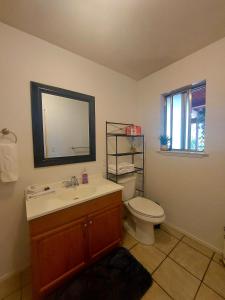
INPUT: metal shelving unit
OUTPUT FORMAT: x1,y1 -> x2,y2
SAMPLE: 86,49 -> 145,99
108,152 -> 143,156
106,121 -> 145,196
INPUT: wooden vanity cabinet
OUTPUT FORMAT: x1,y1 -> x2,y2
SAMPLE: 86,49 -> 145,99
88,205 -> 122,262
29,191 -> 122,300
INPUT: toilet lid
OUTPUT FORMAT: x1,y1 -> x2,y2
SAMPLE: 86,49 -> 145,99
128,197 -> 164,218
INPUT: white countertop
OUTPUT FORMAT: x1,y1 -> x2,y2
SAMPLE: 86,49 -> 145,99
25,175 -> 123,221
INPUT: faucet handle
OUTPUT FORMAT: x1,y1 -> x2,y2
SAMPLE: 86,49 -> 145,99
71,176 -> 79,186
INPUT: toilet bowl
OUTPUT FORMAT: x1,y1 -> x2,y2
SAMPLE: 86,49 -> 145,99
118,175 -> 165,245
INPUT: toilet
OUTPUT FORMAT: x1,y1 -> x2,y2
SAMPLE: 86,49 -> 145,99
118,175 -> 165,245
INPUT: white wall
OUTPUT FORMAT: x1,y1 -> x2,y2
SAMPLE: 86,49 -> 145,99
137,37 -> 225,252
0,22 -> 137,278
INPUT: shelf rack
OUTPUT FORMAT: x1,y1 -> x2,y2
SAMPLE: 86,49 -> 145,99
106,121 -> 144,196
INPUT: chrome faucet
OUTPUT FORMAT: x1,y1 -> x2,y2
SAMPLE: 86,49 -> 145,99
63,176 -> 79,187
71,176 -> 79,186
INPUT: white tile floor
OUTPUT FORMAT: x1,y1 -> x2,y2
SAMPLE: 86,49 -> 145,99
1,225 -> 224,300
123,225 -> 225,300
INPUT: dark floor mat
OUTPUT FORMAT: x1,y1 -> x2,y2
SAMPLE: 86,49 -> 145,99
47,247 -> 152,300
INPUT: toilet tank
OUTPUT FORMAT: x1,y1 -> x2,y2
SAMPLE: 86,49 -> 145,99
118,175 -> 136,201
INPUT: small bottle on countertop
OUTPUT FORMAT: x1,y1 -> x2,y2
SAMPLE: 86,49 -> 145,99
82,168 -> 88,184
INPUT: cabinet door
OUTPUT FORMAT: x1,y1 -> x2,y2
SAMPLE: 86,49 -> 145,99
88,205 -> 122,261
31,217 -> 88,296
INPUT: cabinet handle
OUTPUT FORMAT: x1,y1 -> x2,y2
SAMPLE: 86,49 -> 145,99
89,220 -> 93,225
84,223 -> 88,228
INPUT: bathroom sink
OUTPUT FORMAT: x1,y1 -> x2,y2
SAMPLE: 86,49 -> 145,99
58,185 -> 97,201
25,175 -> 124,220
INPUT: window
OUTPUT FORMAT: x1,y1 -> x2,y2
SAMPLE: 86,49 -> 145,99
163,81 -> 206,152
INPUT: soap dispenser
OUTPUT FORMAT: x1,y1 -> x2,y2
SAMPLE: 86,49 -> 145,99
82,168 -> 88,184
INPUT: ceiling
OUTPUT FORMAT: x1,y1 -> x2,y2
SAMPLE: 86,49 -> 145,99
0,0 -> 225,80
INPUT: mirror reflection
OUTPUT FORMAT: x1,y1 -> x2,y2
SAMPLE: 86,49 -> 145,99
42,93 -> 90,158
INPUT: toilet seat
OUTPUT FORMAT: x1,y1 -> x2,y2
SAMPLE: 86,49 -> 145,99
128,197 -> 164,218
124,196 -> 165,244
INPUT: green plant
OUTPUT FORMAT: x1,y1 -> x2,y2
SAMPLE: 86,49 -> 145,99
159,135 -> 170,146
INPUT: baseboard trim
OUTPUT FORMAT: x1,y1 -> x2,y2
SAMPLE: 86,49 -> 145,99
0,264 -> 30,283
164,221 -> 222,254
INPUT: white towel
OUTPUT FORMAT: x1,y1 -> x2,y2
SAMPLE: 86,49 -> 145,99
0,143 -> 19,182
108,163 -> 135,172
108,166 -> 135,175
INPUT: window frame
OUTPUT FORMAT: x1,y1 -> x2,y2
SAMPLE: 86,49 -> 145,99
162,81 -> 206,153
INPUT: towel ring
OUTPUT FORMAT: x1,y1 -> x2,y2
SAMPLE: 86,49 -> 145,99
1,128 -> 17,143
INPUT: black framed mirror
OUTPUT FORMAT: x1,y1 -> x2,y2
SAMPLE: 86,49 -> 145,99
31,82 -> 96,167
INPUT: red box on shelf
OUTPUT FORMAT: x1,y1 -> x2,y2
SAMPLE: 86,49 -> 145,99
125,125 -> 142,136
